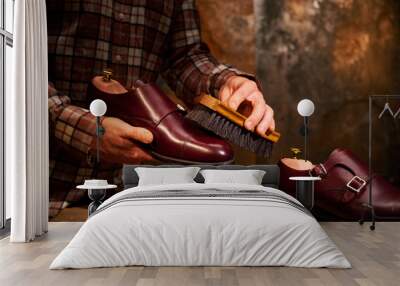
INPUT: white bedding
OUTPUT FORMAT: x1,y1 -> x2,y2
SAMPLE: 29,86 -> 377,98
50,183 -> 351,269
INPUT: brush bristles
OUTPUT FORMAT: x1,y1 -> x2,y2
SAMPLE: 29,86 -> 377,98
186,105 -> 273,158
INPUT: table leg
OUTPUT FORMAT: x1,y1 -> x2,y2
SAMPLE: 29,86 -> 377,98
87,189 -> 106,216
296,181 -> 315,210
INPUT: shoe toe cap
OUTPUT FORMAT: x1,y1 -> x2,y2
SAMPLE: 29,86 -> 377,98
211,140 -> 234,163
184,138 -> 234,164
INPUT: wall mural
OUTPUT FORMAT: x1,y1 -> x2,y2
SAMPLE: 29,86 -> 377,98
47,0 -> 400,221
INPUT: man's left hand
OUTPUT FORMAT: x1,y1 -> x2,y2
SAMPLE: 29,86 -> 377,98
218,76 -> 275,136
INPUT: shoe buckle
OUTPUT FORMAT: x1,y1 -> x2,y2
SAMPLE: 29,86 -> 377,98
346,176 -> 366,193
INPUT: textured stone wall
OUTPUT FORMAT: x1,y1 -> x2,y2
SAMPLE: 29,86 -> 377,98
255,0 -> 400,183
196,0 -> 256,74
197,0 -> 400,183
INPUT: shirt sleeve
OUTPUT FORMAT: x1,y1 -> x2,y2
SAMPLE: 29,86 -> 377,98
48,86 -> 96,154
161,0 -> 257,104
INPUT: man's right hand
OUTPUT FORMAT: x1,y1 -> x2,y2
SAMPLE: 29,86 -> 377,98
94,117 -> 156,164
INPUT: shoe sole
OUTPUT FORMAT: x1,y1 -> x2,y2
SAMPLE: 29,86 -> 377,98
150,151 -> 234,165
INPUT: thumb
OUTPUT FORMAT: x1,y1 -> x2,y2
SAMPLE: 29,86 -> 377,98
124,126 -> 154,144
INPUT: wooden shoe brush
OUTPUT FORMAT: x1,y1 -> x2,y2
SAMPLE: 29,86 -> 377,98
186,93 -> 280,158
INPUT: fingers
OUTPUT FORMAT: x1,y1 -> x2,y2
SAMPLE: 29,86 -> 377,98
255,105 -> 275,135
226,80 -> 258,111
124,126 -> 153,144
126,147 -> 155,164
101,145 -> 156,164
219,77 -> 274,134
218,76 -> 247,103
218,85 -> 231,103
270,118 -> 276,131
111,137 -> 135,148
244,92 -> 265,131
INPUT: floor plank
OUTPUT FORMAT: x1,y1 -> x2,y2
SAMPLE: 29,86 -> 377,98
0,222 -> 399,286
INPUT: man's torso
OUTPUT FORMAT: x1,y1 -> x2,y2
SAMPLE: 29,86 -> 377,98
47,0 -> 177,107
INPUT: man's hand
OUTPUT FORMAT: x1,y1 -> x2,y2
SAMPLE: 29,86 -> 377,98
95,117 -> 156,164
218,76 -> 275,136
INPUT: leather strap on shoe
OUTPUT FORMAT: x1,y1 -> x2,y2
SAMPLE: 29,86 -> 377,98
310,163 -> 328,177
155,104 -> 189,128
135,83 -> 183,125
311,162 -> 369,193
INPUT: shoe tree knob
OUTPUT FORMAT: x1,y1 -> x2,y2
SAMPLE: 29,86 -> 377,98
92,69 -> 128,94
290,147 -> 301,159
102,69 -> 113,82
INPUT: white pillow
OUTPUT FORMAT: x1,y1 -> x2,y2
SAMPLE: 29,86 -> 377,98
200,169 -> 266,185
135,167 -> 200,186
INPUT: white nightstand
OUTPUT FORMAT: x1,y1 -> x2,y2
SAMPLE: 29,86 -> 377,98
289,176 -> 321,210
77,180 -> 117,216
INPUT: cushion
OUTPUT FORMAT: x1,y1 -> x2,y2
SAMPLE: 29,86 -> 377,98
135,167 -> 201,186
200,169 -> 266,185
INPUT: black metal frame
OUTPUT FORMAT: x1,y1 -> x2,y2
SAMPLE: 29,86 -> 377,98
304,116 -> 309,161
359,95 -> 400,231
295,180 -> 315,210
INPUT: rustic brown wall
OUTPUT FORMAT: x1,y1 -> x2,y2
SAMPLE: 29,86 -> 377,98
197,0 -> 400,183
196,0 -> 256,74
256,0 -> 400,183
196,0 -> 258,164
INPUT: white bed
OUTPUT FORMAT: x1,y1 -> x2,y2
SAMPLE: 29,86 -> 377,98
50,183 -> 350,269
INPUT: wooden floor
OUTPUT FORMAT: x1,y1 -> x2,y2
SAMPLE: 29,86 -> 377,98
50,206 -> 88,222
0,222 -> 399,286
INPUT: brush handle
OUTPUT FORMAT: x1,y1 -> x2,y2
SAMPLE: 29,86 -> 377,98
196,94 -> 280,143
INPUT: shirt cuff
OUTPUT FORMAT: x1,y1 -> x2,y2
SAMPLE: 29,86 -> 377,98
54,105 -> 97,154
207,64 -> 262,97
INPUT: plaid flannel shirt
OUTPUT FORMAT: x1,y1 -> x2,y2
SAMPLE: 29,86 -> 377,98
47,0 -> 255,217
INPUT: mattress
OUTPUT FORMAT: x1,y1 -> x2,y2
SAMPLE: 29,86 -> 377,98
50,183 -> 351,269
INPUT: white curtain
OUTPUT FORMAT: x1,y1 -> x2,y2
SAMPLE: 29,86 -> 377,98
9,0 -> 49,242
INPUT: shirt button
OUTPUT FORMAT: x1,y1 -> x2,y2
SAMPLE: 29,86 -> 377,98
119,13 -> 124,20
116,55 -> 122,61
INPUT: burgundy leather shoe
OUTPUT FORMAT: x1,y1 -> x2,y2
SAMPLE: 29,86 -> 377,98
312,149 -> 400,219
279,149 -> 400,219
87,77 -> 234,165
